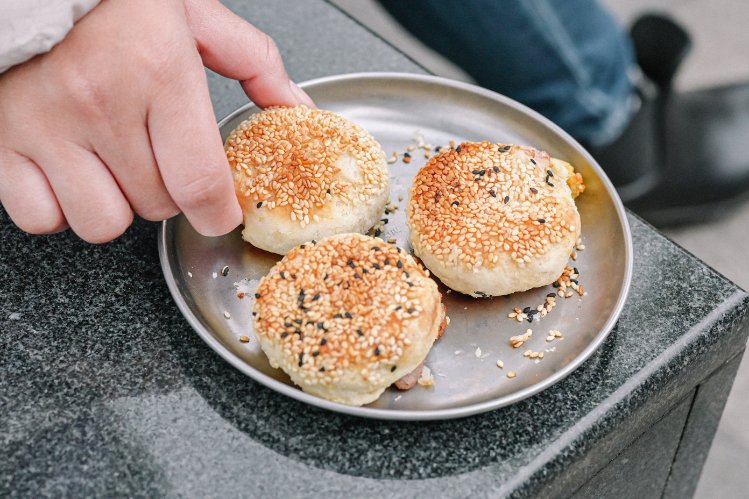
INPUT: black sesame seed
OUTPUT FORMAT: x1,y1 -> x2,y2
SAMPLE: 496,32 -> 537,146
356,329 -> 364,336
503,145 -> 511,151
372,246 -> 381,251
374,229 -> 382,237
372,263 -> 381,270
547,170 -> 554,177
344,312 -> 353,319
404,152 -> 411,158
374,346 -> 381,356
291,273 -> 297,279
252,312 -> 257,317
284,322 -> 292,328
347,259 -> 355,268
451,201 -> 460,206
456,145 -> 462,153
323,273 -> 328,280
530,158 -> 537,165
298,353 -> 304,367
523,306 -> 531,313
435,146 -> 442,152
391,366 -> 397,372
300,244 -> 306,249
403,270 -> 410,278
312,351 -> 320,357
384,258 -> 390,266
471,169 -> 481,175
552,282 -> 559,288
363,268 -> 369,274
407,308 -> 417,314
320,338 -> 327,346
530,187 -> 538,194
381,218 -> 389,224
489,190 -> 497,197
294,319 -> 302,325
326,188 -> 331,194
333,313 -> 342,319
254,293 -> 261,299
256,201 -> 263,208
221,266 -> 229,277
281,332 -> 289,338
319,367 -> 325,372
527,316 -> 534,323
311,240 -> 317,244
312,293 -> 321,301
547,293 -> 556,298
316,322 -> 325,329
546,180 -> 555,187
538,218 -> 546,223
571,279 -> 579,285
395,305 -> 402,311
573,267 -> 579,275
280,271 -> 286,279
354,273 -> 361,279
397,260 -> 403,268
504,196 -> 510,204
493,166 -> 500,173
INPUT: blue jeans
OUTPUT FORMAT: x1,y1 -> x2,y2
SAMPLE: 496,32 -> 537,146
377,0 -> 637,146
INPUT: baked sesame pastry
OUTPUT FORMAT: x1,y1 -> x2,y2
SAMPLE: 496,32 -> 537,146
225,106 -> 390,255
407,142 -> 584,297
252,233 -> 446,406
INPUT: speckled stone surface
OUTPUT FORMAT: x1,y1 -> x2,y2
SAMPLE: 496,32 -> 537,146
2,1 -> 749,498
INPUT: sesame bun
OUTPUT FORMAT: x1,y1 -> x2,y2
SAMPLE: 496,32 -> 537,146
225,106 -> 390,255
407,142 -> 584,297
252,233 -> 444,406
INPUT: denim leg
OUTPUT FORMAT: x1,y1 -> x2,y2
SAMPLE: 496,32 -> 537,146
377,0 -> 637,145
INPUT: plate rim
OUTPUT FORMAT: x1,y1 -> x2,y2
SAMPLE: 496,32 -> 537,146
158,71 -> 634,421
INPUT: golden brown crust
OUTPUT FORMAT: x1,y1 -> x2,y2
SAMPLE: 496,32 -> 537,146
408,142 -> 580,268
568,172 -> 586,199
253,233 -> 442,394
225,105 -> 388,228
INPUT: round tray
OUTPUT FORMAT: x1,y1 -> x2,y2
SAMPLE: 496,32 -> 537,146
159,72 -> 633,420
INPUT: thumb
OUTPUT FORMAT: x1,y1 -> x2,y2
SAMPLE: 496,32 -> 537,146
184,0 -> 315,109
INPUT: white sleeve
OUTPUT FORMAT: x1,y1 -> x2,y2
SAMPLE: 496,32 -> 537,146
0,0 -> 101,74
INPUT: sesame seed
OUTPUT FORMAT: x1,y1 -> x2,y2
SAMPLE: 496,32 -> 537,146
225,106 -> 388,227
507,371 -> 517,379
251,234 -> 439,387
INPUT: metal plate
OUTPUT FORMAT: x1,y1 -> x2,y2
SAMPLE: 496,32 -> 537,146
159,73 -> 633,420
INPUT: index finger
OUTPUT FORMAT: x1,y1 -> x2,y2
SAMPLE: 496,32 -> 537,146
185,0 -> 315,108
148,61 -> 241,237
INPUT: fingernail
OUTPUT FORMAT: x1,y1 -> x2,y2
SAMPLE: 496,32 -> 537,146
290,81 -> 316,108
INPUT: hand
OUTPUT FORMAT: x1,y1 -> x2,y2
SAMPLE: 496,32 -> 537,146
0,0 -> 314,243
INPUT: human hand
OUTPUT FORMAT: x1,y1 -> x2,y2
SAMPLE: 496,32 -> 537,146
0,0 -> 314,243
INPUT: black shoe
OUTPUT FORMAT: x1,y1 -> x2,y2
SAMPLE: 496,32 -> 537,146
589,14 -> 749,226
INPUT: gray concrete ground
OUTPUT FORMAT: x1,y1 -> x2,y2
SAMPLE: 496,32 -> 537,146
331,1 -> 749,496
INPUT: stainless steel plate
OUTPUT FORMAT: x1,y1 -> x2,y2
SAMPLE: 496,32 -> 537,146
159,73 -> 632,420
